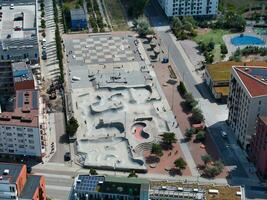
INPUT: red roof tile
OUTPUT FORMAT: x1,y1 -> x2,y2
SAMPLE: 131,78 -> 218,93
234,66 -> 267,97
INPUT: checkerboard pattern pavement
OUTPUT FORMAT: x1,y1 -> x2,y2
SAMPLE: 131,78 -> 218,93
72,36 -> 135,64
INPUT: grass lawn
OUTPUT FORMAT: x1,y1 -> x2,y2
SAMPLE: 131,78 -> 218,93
194,29 -> 229,45
104,0 -> 128,31
221,0 -> 259,8
213,44 -> 222,63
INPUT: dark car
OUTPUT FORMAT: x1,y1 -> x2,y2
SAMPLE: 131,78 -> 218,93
27,166 -> 32,173
64,152 -> 71,161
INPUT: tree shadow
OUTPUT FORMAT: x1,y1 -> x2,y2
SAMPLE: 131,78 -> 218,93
180,101 -> 192,114
160,142 -> 173,151
168,168 -> 182,176
145,155 -> 160,164
59,133 -> 69,144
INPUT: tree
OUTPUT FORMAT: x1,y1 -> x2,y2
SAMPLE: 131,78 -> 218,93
151,143 -> 163,157
161,132 -> 177,146
128,170 -> 138,178
191,107 -> 204,123
89,168 -> 98,175
135,18 -> 154,37
221,43 -> 228,55
184,93 -> 198,109
177,81 -> 187,96
185,128 -> 196,140
174,157 -> 187,170
41,19 -> 46,29
128,0 -> 150,18
196,131 -> 206,142
66,117 -> 79,137
201,154 -> 212,165
171,17 -> 182,33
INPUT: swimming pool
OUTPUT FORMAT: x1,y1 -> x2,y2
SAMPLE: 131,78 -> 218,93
231,35 -> 265,46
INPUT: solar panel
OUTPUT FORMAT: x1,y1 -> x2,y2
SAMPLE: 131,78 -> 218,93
17,91 -> 23,108
250,68 -> 267,79
32,91 -> 38,109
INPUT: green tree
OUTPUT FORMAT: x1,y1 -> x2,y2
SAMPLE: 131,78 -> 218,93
135,18 -> 154,37
174,157 -> 187,170
184,93 -> 198,109
191,107 -> 204,123
89,168 -> 98,175
201,154 -> 212,165
151,143 -> 163,157
185,128 -> 196,140
128,0 -> 150,18
196,131 -> 206,142
177,81 -> 187,96
221,43 -> 228,55
161,132 -> 177,146
128,170 -> 138,178
41,19 -> 46,29
66,117 -> 79,137
171,17 -> 182,33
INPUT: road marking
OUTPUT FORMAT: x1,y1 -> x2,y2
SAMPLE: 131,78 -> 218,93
34,172 -> 73,179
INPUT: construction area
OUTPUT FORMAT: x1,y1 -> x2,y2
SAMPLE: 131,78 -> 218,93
64,34 -> 177,171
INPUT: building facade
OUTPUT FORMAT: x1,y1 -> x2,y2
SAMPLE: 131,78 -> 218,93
0,0 -> 39,63
0,90 -> 46,158
157,0 -> 218,17
69,175 -> 150,200
0,162 -> 46,200
227,66 -> 267,149
250,116 -> 267,179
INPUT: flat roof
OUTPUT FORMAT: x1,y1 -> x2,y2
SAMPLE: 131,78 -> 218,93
0,89 -> 39,127
105,176 -> 149,185
12,62 -> 34,82
19,175 -> 41,199
0,162 -> 24,184
0,3 -> 36,43
207,61 -> 267,82
234,66 -> 267,97
70,9 -> 86,20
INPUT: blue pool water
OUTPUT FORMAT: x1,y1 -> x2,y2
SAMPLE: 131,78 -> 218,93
231,35 -> 265,46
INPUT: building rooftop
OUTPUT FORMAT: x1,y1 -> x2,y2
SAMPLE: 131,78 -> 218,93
74,175 -> 149,196
234,66 -> 267,97
0,1 -> 37,48
70,9 -> 86,20
214,86 -> 229,97
19,175 -> 41,199
207,61 -> 267,82
0,163 -> 24,184
12,62 -> 33,83
0,89 -> 39,127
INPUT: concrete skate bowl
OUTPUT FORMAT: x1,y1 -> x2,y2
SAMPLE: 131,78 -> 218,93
132,122 -> 150,141
76,137 -> 147,172
95,121 -> 125,133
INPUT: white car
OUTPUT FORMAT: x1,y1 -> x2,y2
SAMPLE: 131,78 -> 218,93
10,4 -> 14,9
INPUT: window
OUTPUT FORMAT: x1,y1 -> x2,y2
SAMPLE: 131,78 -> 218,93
17,128 -> 22,131
10,186 -> 15,192
29,140 -> 34,144
18,133 -> 23,137
28,134 -> 34,138
27,128 -> 33,132
29,145 -> 35,150
6,127 -> 11,130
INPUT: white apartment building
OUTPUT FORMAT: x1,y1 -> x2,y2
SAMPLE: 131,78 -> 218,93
227,66 -> 267,149
0,90 -> 46,158
157,0 -> 218,17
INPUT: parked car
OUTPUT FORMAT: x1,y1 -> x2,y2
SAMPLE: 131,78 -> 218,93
221,130 -> 227,138
10,4 -> 14,9
64,152 -> 71,161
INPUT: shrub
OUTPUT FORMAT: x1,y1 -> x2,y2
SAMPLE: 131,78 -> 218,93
221,43 -> 228,55
66,117 -> 79,136
161,132 -> 177,146
89,168 -> 98,175
151,143 -> 163,157
201,154 -> 212,165
184,93 -> 198,109
196,131 -> 206,142
177,81 -> 187,96
185,128 -> 196,139
191,107 -> 204,123
41,19 -> 46,29
174,157 -> 187,170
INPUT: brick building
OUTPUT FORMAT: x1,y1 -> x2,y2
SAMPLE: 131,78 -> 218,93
250,116 -> 267,179
0,162 -> 46,200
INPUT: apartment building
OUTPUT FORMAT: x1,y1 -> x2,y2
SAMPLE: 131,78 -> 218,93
0,90 -> 46,158
157,0 -> 218,17
0,162 -> 46,200
227,66 -> 267,149
0,0 -> 39,63
250,116 -> 267,179
69,175 -> 150,200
